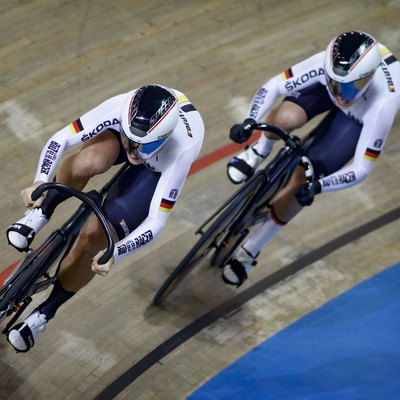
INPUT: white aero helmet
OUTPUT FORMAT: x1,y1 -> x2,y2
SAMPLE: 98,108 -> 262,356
120,84 -> 179,159
324,31 -> 381,100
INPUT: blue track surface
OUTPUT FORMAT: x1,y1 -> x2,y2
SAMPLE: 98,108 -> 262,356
188,263 -> 400,400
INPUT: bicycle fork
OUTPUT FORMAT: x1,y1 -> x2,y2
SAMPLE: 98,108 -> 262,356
2,297 -> 32,334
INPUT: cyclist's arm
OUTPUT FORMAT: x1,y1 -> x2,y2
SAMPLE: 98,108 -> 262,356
33,94 -> 127,183
319,98 -> 399,193
112,151 -> 194,264
246,51 -> 325,122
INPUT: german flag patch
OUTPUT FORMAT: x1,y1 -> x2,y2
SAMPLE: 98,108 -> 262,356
68,118 -> 84,135
159,198 -> 175,213
281,68 -> 293,81
364,148 -> 381,162
385,55 -> 398,66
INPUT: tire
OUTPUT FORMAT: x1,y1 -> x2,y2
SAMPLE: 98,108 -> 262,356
153,173 -> 267,305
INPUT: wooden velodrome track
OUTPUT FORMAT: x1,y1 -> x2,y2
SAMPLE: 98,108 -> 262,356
1,1 -> 400,399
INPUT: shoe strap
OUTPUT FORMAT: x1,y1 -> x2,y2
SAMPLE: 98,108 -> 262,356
6,223 -> 35,252
229,258 -> 248,287
228,157 -> 254,177
7,323 -> 34,353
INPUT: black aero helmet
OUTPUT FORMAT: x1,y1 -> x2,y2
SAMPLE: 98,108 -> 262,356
120,85 -> 179,159
324,31 -> 381,100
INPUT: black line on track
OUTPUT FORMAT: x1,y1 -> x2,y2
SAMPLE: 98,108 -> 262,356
95,206 -> 400,400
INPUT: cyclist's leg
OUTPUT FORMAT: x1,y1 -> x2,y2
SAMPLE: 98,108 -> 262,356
56,213 -> 114,292
254,83 -> 333,148
270,108 -> 363,221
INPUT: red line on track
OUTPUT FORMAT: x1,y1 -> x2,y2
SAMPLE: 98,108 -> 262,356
0,259 -> 21,287
188,136 -> 257,176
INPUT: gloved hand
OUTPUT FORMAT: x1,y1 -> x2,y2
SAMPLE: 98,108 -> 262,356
295,180 -> 322,206
229,118 -> 257,143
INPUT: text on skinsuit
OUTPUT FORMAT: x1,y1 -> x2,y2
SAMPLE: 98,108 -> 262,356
249,88 -> 268,119
179,111 -> 193,137
116,230 -> 153,255
284,68 -> 325,91
40,141 -> 61,175
81,118 -> 120,142
321,171 -> 356,187
381,62 -> 396,92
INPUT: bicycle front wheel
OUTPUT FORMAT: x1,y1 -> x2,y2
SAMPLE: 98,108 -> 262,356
153,173 -> 267,305
210,173 -> 269,268
153,206 -> 240,305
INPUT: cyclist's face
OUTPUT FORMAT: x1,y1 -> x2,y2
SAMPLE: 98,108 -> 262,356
126,152 -> 145,165
123,143 -> 145,164
333,96 -> 353,108
120,130 -> 145,164
120,126 -> 167,161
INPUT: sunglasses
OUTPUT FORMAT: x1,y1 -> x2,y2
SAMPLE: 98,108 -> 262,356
326,74 -> 373,100
120,129 -> 166,160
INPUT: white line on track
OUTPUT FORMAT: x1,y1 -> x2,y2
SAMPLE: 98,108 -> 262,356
0,100 -> 43,142
226,96 -> 250,120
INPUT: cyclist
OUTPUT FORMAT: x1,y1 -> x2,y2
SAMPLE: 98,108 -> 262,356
223,31 -> 400,286
6,84 -> 204,352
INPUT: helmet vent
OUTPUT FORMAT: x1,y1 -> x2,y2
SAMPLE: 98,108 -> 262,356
332,32 -> 375,75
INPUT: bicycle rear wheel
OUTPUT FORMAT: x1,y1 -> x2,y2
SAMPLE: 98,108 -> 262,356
153,174 -> 267,305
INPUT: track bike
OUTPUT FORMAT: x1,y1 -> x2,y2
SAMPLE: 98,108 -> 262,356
0,162 -> 131,337
153,123 -> 315,305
